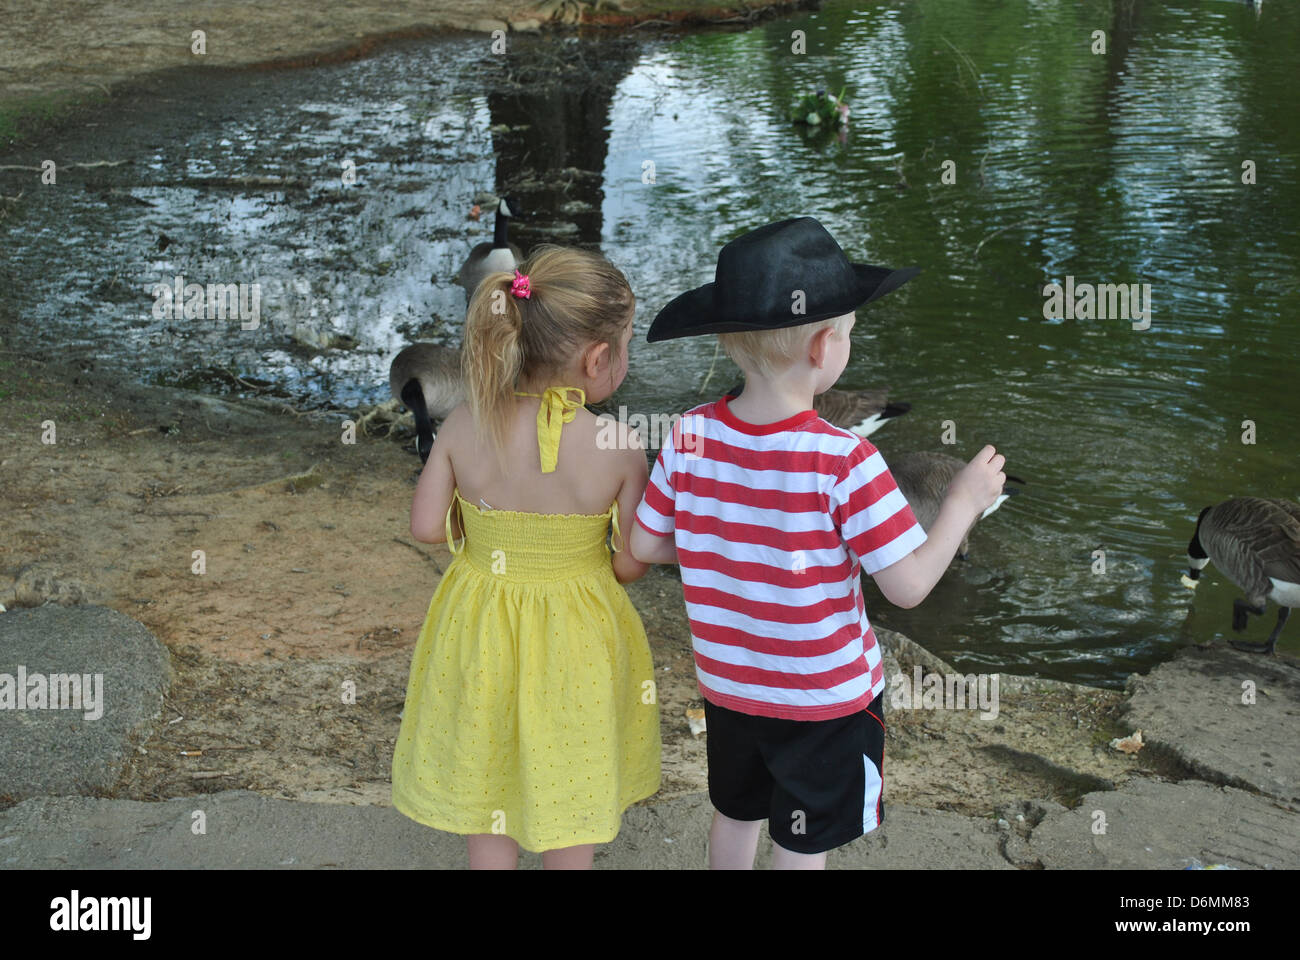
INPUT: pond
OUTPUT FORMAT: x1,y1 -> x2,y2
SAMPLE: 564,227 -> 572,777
2,0 -> 1297,686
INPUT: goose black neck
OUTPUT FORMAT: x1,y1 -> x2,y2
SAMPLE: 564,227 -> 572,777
493,209 -> 511,249
1188,506 -> 1212,559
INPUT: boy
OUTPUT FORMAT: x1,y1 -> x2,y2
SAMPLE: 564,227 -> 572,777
629,217 -> 1007,869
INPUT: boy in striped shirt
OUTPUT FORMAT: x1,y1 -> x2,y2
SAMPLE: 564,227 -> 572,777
630,218 -> 1007,869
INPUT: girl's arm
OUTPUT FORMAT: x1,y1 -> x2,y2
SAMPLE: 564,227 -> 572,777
629,521 -> 677,565
611,426 -> 651,584
409,407 -> 462,544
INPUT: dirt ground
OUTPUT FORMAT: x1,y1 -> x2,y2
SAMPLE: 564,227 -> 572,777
0,336 -> 1142,818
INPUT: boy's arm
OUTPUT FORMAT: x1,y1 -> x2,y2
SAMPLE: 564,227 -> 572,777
630,433 -> 679,565
409,407 -> 462,544
611,423 -> 652,584
871,445 -> 1007,608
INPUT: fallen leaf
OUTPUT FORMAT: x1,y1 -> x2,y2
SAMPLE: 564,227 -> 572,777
1109,730 -> 1143,754
685,708 -> 706,737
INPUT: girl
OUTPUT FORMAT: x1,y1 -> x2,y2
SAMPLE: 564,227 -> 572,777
391,246 -> 660,870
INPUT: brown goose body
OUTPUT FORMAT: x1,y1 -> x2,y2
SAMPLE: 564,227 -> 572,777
887,450 -> 1023,560
1187,497 -> 1300,653
812,387 -> 908,437
389,343 -> 464,462
726,381 -> 911,437
456,197 -> 521,302
457,241 -> 522,299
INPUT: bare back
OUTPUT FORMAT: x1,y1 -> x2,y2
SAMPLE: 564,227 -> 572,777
442,396 -> 635,516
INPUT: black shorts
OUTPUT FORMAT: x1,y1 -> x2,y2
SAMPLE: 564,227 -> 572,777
704,693 -> 885,855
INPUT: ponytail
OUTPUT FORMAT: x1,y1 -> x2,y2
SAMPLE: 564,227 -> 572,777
460,246 -> 636,468
462,272 -> 524,464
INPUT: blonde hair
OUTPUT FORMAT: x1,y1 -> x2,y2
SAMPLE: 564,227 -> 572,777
719,314 -> 851,379
462,245 -> 635,460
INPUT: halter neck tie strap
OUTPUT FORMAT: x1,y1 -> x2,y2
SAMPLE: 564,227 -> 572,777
514,386 -> 586,474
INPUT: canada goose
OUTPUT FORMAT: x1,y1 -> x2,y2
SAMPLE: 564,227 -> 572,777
1182,497 -> 1300,654
389,343 -> 464,463
887,451 -> 1025,560
456,196 -> 521,301
725,381 -> 911,437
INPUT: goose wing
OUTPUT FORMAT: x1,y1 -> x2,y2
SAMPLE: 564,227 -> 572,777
1199,498 -> 1292,599
887,451 -> 961,531
389,343 -> 464,417
1261,498 -> 1300,584
814,387 -> 890,426
456,242 -> 495,289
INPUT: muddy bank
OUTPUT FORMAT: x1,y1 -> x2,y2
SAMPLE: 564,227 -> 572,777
0,343 -> 1141,817
0,0 -> 818,144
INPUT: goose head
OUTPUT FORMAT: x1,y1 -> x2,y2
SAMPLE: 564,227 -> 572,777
497,195 -> 518,220
1182,505 -> 1213,588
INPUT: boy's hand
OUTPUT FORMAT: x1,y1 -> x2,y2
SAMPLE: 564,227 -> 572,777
871,445 -> 1008,609
949,445 -> 1006,519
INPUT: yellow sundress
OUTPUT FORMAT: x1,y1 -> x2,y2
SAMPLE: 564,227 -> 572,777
391,386 -> 661,852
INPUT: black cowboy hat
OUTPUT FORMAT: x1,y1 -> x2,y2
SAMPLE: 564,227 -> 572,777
647,217 -> 920,342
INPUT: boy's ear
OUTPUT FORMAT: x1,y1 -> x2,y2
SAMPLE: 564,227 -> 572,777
809,324 -> 837,369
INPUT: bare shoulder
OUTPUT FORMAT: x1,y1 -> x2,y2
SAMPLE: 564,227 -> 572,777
567,409 -> 646,476
597,411 -> 647,453
439,403 -> 471,430
436,404 -> 474,443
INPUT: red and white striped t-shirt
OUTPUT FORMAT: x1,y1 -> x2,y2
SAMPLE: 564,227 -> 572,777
634,395 -> 926,721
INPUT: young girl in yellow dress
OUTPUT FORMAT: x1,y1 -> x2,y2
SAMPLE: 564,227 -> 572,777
391,246 -> 661,869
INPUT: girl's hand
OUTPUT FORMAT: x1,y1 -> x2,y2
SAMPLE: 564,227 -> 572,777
611,423 -> 651,584
949,445 -> 1006,521
629,523 -> 677,565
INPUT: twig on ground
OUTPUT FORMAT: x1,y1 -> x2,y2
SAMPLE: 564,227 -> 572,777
0,160 -> 129,171
393,537 -> 443,574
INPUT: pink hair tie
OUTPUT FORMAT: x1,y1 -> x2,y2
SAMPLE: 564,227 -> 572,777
510,270 -> 531,299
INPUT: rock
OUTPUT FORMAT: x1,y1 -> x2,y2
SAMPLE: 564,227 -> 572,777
880,645 -> 904,700
0,790 -> 1016,869
509,18 -> 542,32
875,626 -> 956,676
1027,778 -> 1300,869
1122,644 -> 1300,801
467,18 -> 508,33
0,605 -> 171,801
1000,831 -> 1042,869
994,798 -> 1067,833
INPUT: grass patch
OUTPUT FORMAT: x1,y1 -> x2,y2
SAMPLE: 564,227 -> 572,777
0,88 -> 111,148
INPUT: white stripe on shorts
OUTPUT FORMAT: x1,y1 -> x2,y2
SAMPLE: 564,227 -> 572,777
863,753 -> 883,833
